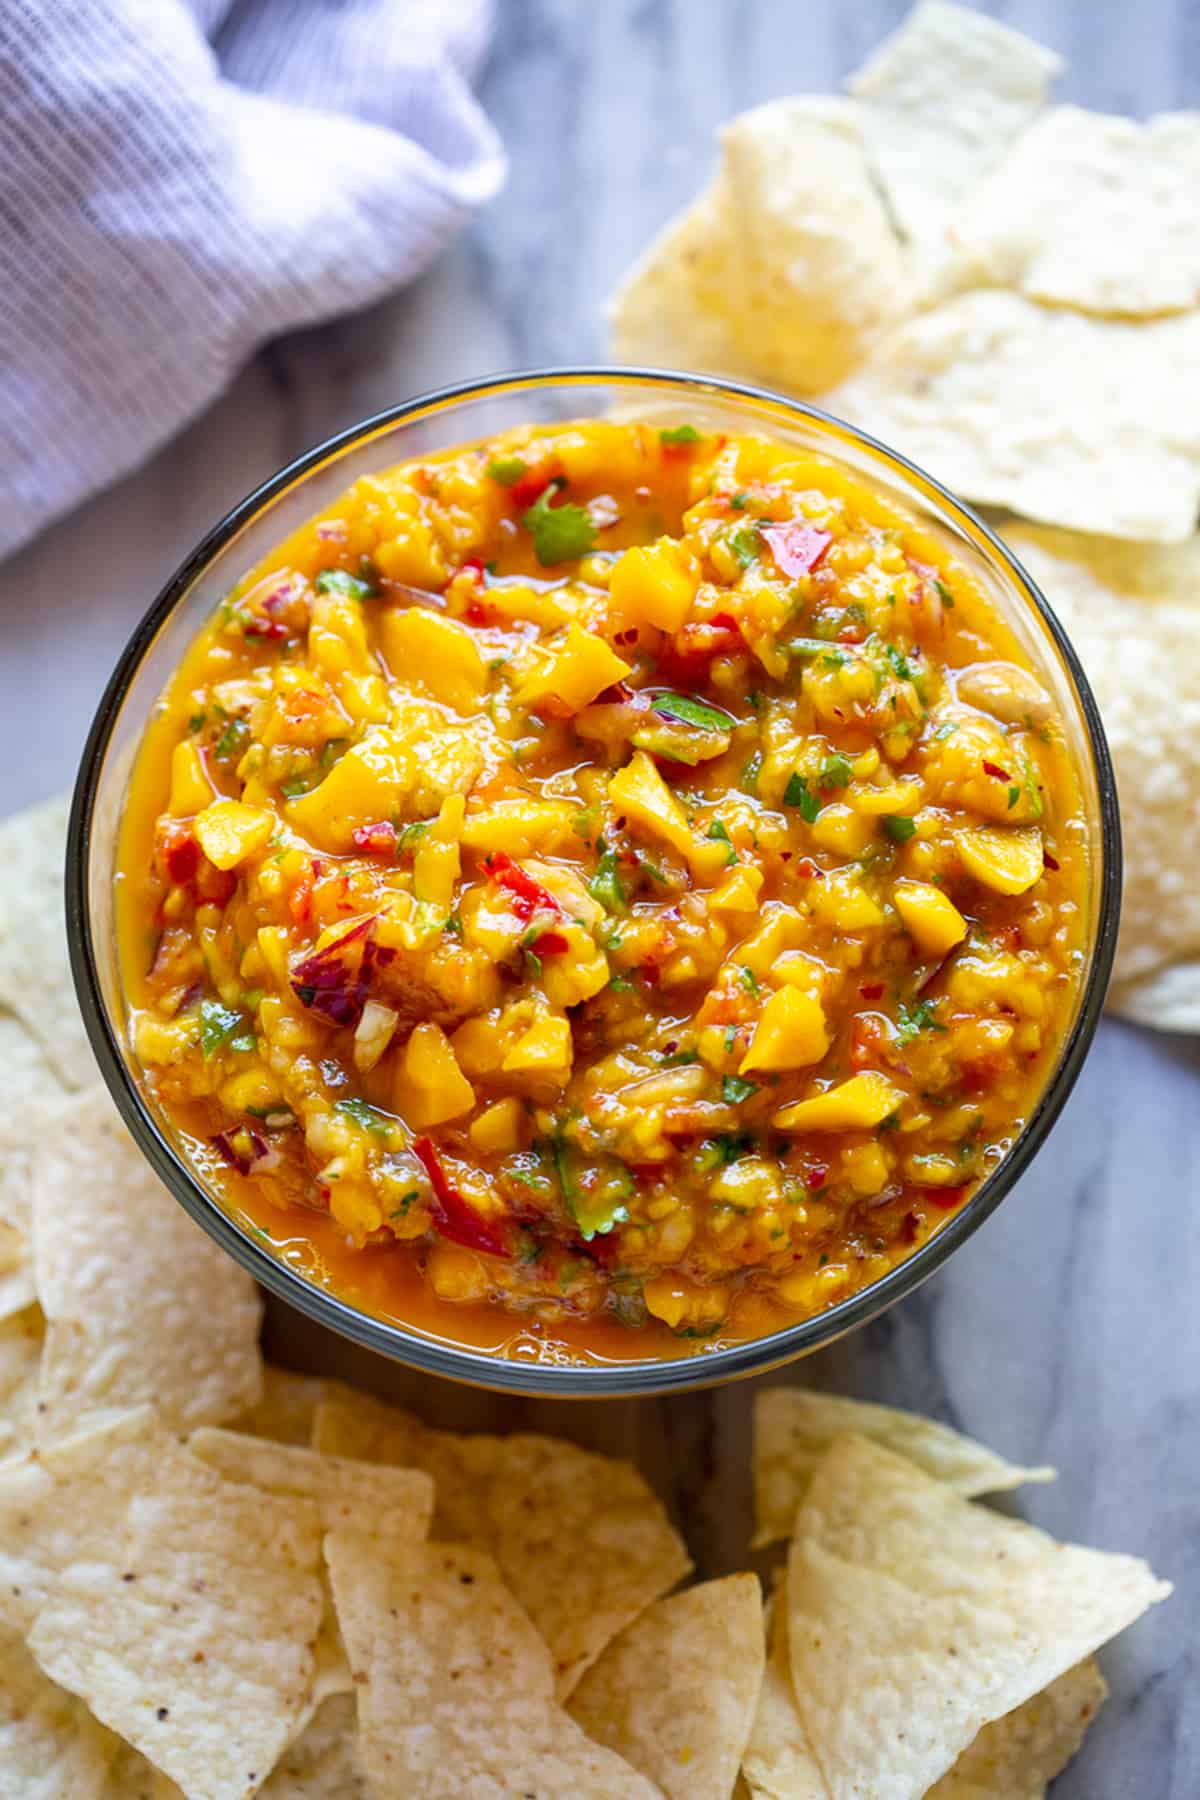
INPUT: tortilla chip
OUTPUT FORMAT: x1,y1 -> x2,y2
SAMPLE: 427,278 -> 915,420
744,1596 -> 1106,1800
717,97 -> 907,392
325,1530 -> 660,1798
0,1016 -> 65,1318
187,1427 -> 435,1537
848,0 -> 1061,245
609,169 -> 753,381
752,1387 -> 1053,1547
0,1304 -> 43,1464
31,1086 -> 262,1437
0,1407 -> 325,1800
101,1741 -> 184,1798
784,1435 -> 1169,1798
568,1574 -> 765,1800
1000,523 -> 1200,1019
314,1389 -> 691,1697
835,291 -> 1200,543
741,1603 -> 825,1800
228,1364 -> 327,1446
0,1622 -> 121,1797
931,1657 -> 1107,1797
952,106 -> 1200,316
0,796 -> 94,1091
259,1693 -> 368,1800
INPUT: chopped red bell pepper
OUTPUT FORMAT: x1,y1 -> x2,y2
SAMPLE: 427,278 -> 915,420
531,929 -> 570,956
482,851 -> 563,922
859,982 -> 884,1001
1043,849 -> 1061,872
981,760 -> 1012,782
162,824 -> 199,886
923,1183 -> 969,1211
509,468 -> 555,511
413,1136 -> 511,1258
762,524 -> 832,579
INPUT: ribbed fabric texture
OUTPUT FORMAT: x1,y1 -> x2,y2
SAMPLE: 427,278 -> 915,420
0,0 -> 504,557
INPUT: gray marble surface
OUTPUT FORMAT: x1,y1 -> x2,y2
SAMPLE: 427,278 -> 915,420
2,1 -> 1198,1791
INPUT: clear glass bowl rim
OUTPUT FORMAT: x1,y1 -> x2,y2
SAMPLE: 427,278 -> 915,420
66,366 -> 1123,1399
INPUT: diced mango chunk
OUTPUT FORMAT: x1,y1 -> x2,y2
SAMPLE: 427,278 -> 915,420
809,869 -> 886,930
741,986 -> 830,1074
956,824 -> 1044,896
810,802 -> 877,858
608,751 -> 727,879
468,1097 -> 523,1156
395,1022 -> 475,1128
168,740 -> 214,817
500,1013 -> 573,1084
709,866 -> 763,914
892,878 -> 969,957
193,800 -> 275,871
609,539 -> 699,634
287,730 -> 414,853
460,801 -> 578,857
772,1071 -> 903,1133
541,926 -> 611,1009
377,606 -> 487,712
517,622 -> 631,714
642,1274 -> 729,1332
413,793 -> 464,910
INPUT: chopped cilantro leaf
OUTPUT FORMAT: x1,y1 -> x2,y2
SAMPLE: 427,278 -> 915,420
933,721 -> 959,741
588,846 -> 626,913
199,999 -> 245,1058
658,424 -> 701,446
187,710 -> 206,734
486,456 -> 527,486
279,774 -> 310,798
741,751 -> 763,793
722,1074 -> 758,1105
728,523 -> 761,568
729,490 -> 748,510
935,577 -> 954,608
784,772 -> 819,822
707,819 -> 737,865
1007,785 -> 1021,810
739,965 -> 759,996
213,717 -> 249,763
818,753 -> 854,790
883,642 -> 912,681
653,691 -> 732,733
724,1023 -> 738,1054
896,998 -> 946,1045
315,569 -> 374,600
522,480 -> 596,565
883,814 -> 916,843
334,1096 -> 392,1137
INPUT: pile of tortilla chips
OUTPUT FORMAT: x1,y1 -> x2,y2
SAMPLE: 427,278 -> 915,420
610,0 -> 1200,1030
0,794 -> 1173,1794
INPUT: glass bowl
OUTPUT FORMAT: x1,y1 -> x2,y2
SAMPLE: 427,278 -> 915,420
67,369 -> 1121,1397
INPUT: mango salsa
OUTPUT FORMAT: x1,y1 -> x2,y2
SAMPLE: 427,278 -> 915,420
116,419 -> 1091,1356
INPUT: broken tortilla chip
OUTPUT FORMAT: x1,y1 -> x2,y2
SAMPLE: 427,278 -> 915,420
784,1435 -> 1168,1799
848,0 -> 1062,245
952,105 -> 1200,316
325,1530 -> 660,1798
930,1657 -> 1107,1797
0,1622 -> 121,1798
0,1407 -> 325,1800
835,291 -> 1200,544
0,795 -> 94,1091
752,1386 -> 1053,1547
314,1389 -> 691,1697
187,1427 -> 435,1537
1001,522 -> 1200,1022
227,1364 -> 328,1446
31,1086 -> 262,1437
741,1601 -> 825,1800
0,1303 -> 43,1464
259,1693 -> 368,1800
568,1574 -> 765,1800
717,97 -> 907,392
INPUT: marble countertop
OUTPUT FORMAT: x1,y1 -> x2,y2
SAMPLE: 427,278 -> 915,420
2,2 -> 1197,1790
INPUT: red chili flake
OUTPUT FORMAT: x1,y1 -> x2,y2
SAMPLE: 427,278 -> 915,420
464,600 -> 489,626
837,622 -> 866,645
924,1183 -> 969,1211
794,857 -> 824,880
531,929 -> 569,957
351,821 -> 398,857
981,760 -> 1012,782
710,610 -> 739,631
860,982 -> 884,1001
413,1136 -> 511,1259
762,523 -> 832,579
482,851 -> 563,923
457,556 -> 485,585
806,1164 -> 829,1190
509,468 -> 555,511
1043,849 -> 1060,871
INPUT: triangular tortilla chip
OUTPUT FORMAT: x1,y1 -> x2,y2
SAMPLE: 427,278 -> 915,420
31,1087 -> 262,1436
0,1622 -> 120,1798
0,795 -> 94,1090
568,1574 -> 765,1799
187,1428 -> 435,1537
752,1387 -> 1052,1547
314,1389 -> 691,1696
848,0 -> 1061,245
784,1436 -> 1168,1798
325,1530 -> 660,1798
0,1407 -> 324,1800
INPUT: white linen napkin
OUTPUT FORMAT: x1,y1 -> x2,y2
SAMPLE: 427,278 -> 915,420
0,0 -> 505,558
